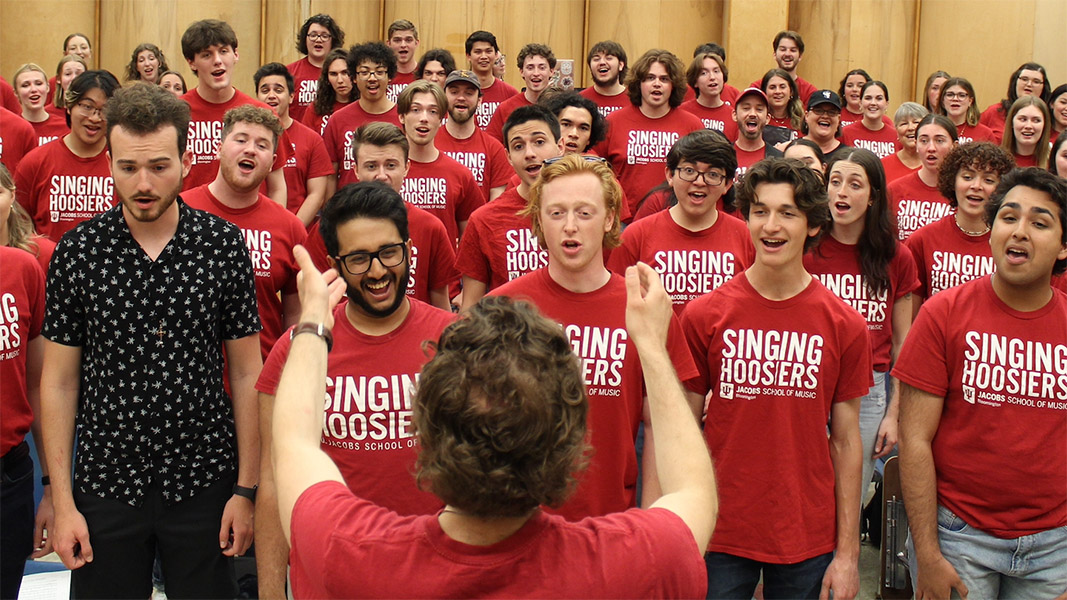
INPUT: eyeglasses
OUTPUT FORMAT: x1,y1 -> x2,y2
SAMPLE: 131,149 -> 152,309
675,167 -> 727,185
1018,76 -> 1044,87
74,100 -> 104,118
542,155 -> 607,166
809,107 -> 840,117
943,91 -> 970,100
334,242 -> 407,275
356,69 -> 389,79
307,32 -> 332,42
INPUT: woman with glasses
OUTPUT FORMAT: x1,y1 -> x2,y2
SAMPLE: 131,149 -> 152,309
801,90 -> 849,164
937,77 -> 995,144
608,130 -> 753,313
13,70 -> 120,241
980,63 -> 1051,140
287,14 -> 345,122
804,147 -> 918,502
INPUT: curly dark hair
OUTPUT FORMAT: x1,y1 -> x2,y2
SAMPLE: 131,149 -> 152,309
625,49 -> 686,109
104,82 -> 190,154
222,104 -> 283,151
320,180 -> 409,258
64,70 -> 120,128
312,49 -> 349,116
517,43 -> 556,70
542,91 -> 606,151
347,42 -> 397,81
295,14 -> 344,56
937,142 -> 1014,206
414,295 -> 590,517
822,148 -> 897,296
985,167 -> 1067,275
736,157 -> 830,252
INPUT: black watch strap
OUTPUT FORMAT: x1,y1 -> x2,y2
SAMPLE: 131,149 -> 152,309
233,484 -> 258,503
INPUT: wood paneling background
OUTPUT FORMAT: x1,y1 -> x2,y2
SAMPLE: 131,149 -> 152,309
1,0 -> 1061,114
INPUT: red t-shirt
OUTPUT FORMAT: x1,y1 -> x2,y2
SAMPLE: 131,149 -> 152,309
881,152 -> 919,184
323,102 -> 400,187
596,105 -> 703,217
300,100 -> 349,137
681,273 -> 872,562
491,269 -> 698,520
436,126 -> 512,201
1013,153 -> 1038,168
840,108 -> 863,128
182,185 -> 306,358
265,119 -> 333,215
734,143 -> 783,183
401,153 -> 484,248
0,246 -> 45,455
0,77 -> 19,114
680,99 -> 739,142
286,57 -> 322,123
290,482 -> 706,598
889,171 -> 953,241
631,187 -> 671,222
180,88 -> 286,191
805,235 -> 919,370
955,122 -> 996,145
303,203 -> 459,305
475,78 -> 519,131
485,92 -> 532,144
979,104 -> 1008,140
14,139 -> 114,242
905,214 -> 993,299
893,277 -> 1067,538
454,187 -> 546,291
607,209 -> 754,313
386,71 -> 416,105
0,107 -> 38,173
28,236 -> 55,274
258,300 -> 455,516
579,86 -> 631,118
27,112 -> 68,147
841,121 -> 899,158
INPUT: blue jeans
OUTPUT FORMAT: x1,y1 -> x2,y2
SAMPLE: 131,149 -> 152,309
858,371 -> 888,502
907,505 -> 1067,599
705,551 -> 833,599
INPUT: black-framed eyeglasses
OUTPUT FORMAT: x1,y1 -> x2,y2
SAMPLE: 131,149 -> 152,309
334,242 -> 407,275
675,166 -> 727,186
307,32 -> 332,42
542,155 -> 607,167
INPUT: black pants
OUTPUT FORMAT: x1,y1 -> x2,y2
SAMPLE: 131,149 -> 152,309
71,477 -> 237,599
0,442 -> 34,600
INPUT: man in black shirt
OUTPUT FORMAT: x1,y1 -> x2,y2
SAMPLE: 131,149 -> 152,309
40,82 -> 263,598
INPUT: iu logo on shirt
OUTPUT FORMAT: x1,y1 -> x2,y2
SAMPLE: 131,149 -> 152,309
963,386 -> 976,404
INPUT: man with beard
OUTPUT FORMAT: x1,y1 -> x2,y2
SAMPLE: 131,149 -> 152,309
182,105 -> 306,359
733,87 -> 782,182
748,31 -> 818,106
435,70 -> 511,201
254,181 -> 456,599
41,83 -> 262,598
581,41 -> 629,117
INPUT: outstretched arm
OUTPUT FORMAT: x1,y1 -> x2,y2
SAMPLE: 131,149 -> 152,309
625,263 -> 717,550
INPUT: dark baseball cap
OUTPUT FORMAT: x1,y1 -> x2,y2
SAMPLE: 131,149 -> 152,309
444,69 -> 480,89
807,89 -> 842,110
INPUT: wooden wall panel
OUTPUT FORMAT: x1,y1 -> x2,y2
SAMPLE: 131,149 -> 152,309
586,0 -> 724,88
383,0 -> 586,90
1032,0 -> 1066,89
306,0 -> 380,52
723,0 -> 790,90
263,0 -> 306,69
789,0 -> 917,111
916,0 -> 1035,112
0,0 -> 95,84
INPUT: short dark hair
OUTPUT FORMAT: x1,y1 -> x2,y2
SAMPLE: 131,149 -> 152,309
736,157 -> 830,251
347,42 -> 397,80
416,48 -> 456,80
667,129 -> 737,176
320,181 -> 410,258
503,104 -> 561,146
693,42 -> 726,61
181,19 -> 238,61
354,122 -> 409,163
686,53 -> 729,95
985,167 -> 1067,275
104,82 -> 191,154
517,43 -> 556,70
937,142 -> 1014,206
64,70 -> 120,128
387,19 -> 418,40
254,62 -> 294,94
414,295 -> 590,518
542,92 -> 606,150
772,30 -> 805,54
586,40 -> 628,84
626,49 -> 686,109
296,14 -> 345,56
222,104 -> 283,150
465,30 -> 499,55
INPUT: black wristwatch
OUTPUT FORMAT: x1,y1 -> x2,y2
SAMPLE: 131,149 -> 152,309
233,484 -> 258,503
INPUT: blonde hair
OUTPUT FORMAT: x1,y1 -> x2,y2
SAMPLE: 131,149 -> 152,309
54,55 -> 87,109
0,164 -> 41,256
522,154 -> 622,250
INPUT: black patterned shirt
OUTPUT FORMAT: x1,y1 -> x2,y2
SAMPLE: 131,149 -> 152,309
44,200 -> 261,506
